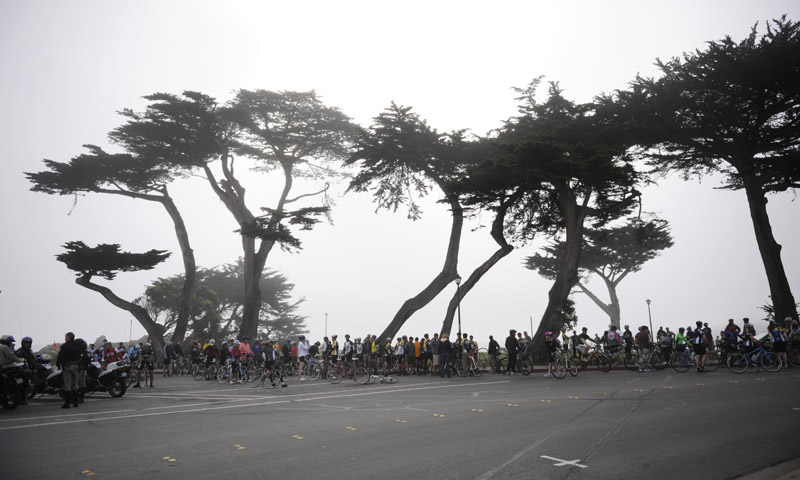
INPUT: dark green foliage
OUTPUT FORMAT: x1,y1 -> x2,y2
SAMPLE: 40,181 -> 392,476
56,241 -> 170,280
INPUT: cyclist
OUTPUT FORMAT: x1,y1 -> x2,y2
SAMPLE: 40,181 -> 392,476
636,326 -> 653,372
675,327 -> 690,353
297,335 -> 309,381
622,325 -> 634,359
607,325 -> 622,355
461,333 -> 473,374
691,321 -> 709,373
767,323 -> 788,369
135,343 -> 155,388
543,331 -> 560,378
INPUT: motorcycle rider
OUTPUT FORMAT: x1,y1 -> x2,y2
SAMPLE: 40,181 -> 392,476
56,332 -> 83,408
0,335 -> 29,405
14,337 -> 37,403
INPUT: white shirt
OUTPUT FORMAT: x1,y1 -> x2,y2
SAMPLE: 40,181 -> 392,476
297,340 -> 310,358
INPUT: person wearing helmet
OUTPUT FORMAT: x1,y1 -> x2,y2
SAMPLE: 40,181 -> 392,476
134,342 -> 155,388
607,326 -> 622,355
297,335 -> 310,381
543,331 -> 560,378
622,325 -> 634,359
203,340 -> 219,380
280,337 -> 292,366
15,336 -> 37,372
692,321 -> 709,373
635,326 -> 653,372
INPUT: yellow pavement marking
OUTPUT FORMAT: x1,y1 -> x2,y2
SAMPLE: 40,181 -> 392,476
663,386 -> 673,389
540,399 -> 552,403
346,426 -> 357,430
696,383 -> 704,386
291,435 -> 304,439
729,380 -> 739,384
169,459 -> 177,462
598,393 -> 608,396
634,389 -> 644,392
756,378 -> 766,381
162,457 -> 171,460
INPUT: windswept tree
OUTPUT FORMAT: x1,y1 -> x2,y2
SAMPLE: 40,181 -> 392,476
110,90 -> 357,340
347,103 -> 480,339
56,241 -> 171,358
525,217 -> 674,328
606,16 -> 800,321
138,259 -> 307,341
26,146 -> 198,343
473,79 -> 641,351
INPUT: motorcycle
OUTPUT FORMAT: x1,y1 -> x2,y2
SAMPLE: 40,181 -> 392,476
47,360 -> 130,398
26,354 -> 58,399
0,362 -> 26,409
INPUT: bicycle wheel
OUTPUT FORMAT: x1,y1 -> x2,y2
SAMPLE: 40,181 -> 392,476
267,369 -> 282,388
704,351 -> 720,372
217,366 -> 230,383
650,352 -> 667,370
326,366 -> 343,384
382,375 -> 398,384
552,360 -> 566,379
354,367 -> 370,384
456,361 -> 466,377
597,354 -> 612,373
788,348 -> 800,368
671,353 -> 691,373
471,361 -> 484,377
568,360 -> 579,377
727,353 -> 749,374
192,364 -> 206,381
760,352 -> 782,372
519,358 -> 532,376
306,363 -> 322,380
250,371 -> 266,388
623,351 -> 639,371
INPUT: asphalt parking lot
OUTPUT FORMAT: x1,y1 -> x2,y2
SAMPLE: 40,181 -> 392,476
1,368 -> 799,479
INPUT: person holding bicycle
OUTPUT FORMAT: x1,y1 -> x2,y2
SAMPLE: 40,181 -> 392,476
135,343 -> 155,388
691,321 -> 709,373
543,331 -> 560,378
636,326 -> 653,372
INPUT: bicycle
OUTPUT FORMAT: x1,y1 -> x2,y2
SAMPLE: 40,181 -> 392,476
192,359 -> 219,381
366,370 -> 399,384
577,344 -> 612,372
727,342 -> 782,373
217,359 -> 249,384
456,354 -> 484,377
552,348 -> 579,379
250,363 -> 286,389
327,359 -> 370,385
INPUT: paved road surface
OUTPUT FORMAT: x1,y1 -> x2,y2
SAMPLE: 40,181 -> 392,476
1,368 -> 798,479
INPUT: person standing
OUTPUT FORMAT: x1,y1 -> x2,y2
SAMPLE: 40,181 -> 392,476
57,332 -> 83,408
505,330 -> 519,376
487,335 -> 500,374
622,325 -> 634,359
430,333 -> 440,375
692,321 -> 709,373
636,326 -> 653,372
297,335 -> 310,381
439,334 -> 452,378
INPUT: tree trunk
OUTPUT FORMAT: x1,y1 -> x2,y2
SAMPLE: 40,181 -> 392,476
531,185 -> 588,354
575,274 -> 622,329
378,195 -> 463,340
740,173 -> 798,321
75,275 -> 167,361
440,192 -> 520,336
158,190 -> 196,343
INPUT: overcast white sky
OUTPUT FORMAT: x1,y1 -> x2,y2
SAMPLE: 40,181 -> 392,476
1,1 -> 798,349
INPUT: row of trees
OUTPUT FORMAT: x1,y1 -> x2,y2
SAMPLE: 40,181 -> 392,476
27,17 -> 798,355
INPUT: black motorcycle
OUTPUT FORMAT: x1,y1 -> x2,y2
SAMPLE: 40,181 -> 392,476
25,354 -> 57,399
47,360 -> 129,398
0,362 -> 26,409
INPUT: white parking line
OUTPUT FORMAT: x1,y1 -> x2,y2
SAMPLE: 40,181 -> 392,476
541,455 -> 588,468
0,380 -> 510,431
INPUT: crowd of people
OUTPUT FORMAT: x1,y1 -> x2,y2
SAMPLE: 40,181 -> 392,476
2,315 -> 797,409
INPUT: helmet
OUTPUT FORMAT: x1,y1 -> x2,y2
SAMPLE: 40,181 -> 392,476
145,343 -> 152,348
209,339 -> 216,345
696,321 -> 703,326
285,337 -> 291,342
134,344 -> 142,351
38,354 -> 51,362
544,331 -> 552,336
234,340 -> 241,345
6,335 -> 15,343
22,336 -> 32,345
